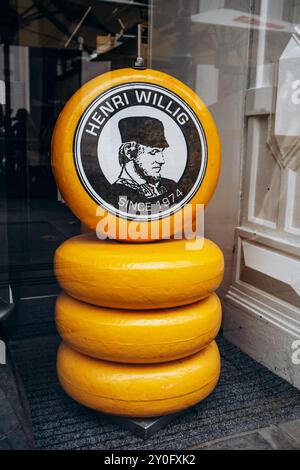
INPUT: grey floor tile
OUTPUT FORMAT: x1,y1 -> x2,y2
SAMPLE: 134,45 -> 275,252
259,426 -> 298,450
192,424 -> 300,450
194,431 -> 274,450
278,420 -> 300,446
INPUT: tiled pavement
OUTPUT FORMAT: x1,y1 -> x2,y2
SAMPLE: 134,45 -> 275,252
191,419 -> 300,450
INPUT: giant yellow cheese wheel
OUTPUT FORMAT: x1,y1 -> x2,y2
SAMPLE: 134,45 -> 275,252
51,68 -> 221,242
57,341 -> 221,417
55,292 -> 222,363
55,233 -> 224,310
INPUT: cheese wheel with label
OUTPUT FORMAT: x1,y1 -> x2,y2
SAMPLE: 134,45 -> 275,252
54,233 -> 224,310
57,341 -> 221,417
51,68 -> 221,242
55,292 -> 222,363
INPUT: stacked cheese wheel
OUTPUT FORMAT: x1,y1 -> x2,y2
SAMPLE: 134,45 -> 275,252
52,69 -> 223,418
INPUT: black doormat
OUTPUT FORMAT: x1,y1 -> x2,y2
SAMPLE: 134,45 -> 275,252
9,335 -> 300,450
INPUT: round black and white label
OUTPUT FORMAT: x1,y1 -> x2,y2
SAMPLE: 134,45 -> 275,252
74,83 -> 207,221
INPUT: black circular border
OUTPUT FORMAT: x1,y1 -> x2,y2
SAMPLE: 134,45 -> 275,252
73,82 -> 208,221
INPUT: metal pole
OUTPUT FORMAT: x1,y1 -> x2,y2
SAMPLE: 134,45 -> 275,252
137,23 -> 142,58
134,23 -> 145,68
64,5 -> 92,49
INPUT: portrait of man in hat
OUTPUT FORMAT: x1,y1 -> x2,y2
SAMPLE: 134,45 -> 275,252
111,116 -> 177,201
